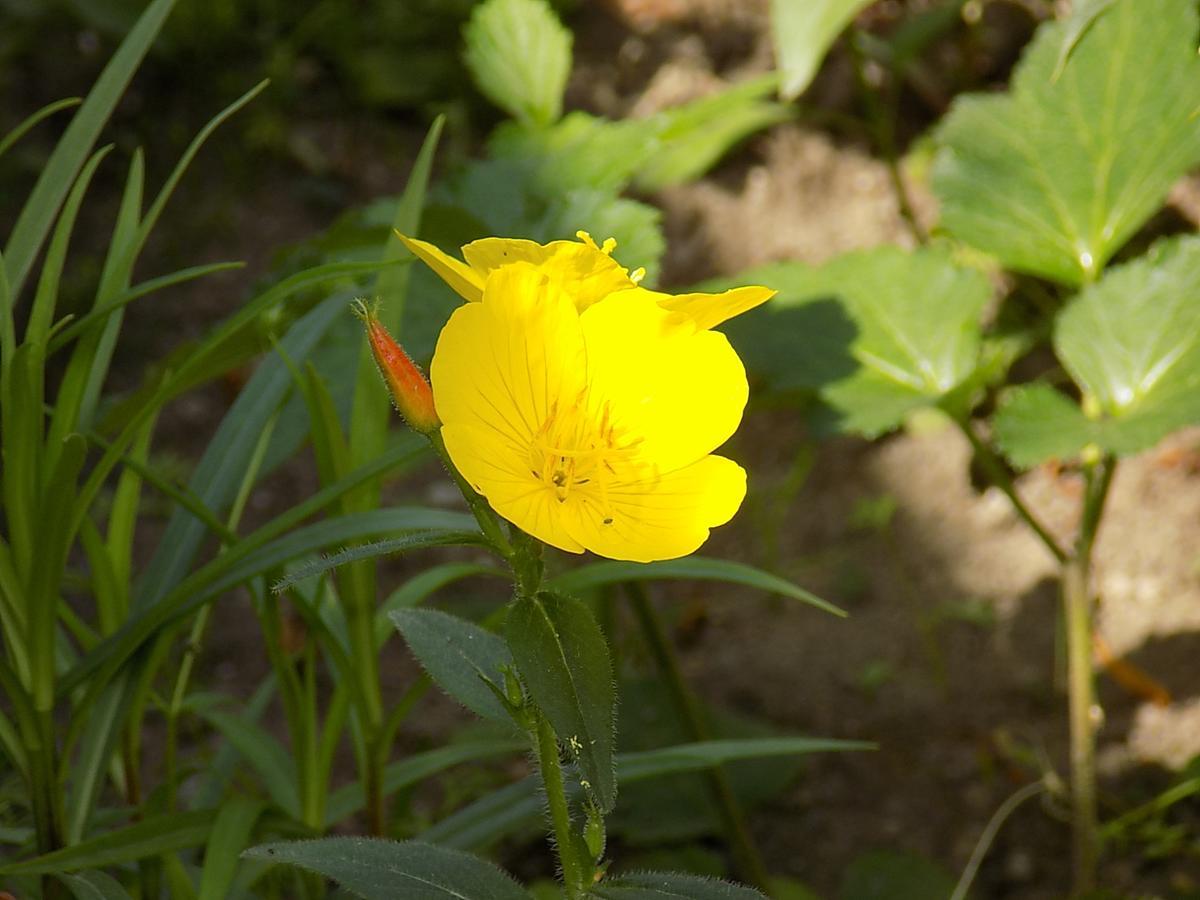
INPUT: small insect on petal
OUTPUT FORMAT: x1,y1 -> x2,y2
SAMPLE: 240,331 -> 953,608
353,299 -> 440,434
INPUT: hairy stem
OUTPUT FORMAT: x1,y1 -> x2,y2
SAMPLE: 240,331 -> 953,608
627,584 -> 772,893
533,713 -> 587,899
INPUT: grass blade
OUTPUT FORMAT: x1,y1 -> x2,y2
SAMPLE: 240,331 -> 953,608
0,97 -> 81,161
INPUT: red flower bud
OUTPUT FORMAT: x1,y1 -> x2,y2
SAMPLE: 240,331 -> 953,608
354,300 -> 439,434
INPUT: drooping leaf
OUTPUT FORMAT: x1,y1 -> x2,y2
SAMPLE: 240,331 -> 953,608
506,591 -> 616,811
770,0 -> 873,99
243,837 -> 532,900
1052,236 -> 1200,456
391,608 -> 515,723
549,556 -> 842,617
593,871 -> 766,900
463,0 -> 572,127
933,0 -> 1200,285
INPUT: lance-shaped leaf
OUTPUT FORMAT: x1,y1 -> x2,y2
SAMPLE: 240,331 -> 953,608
593,871 -> 766,900
770,0 -> 874,99
506,591 -> 616,811
722,248 -> 990,437
391,608 -> 515,724
244,838 -> 531,900
934,0 -> 1200,285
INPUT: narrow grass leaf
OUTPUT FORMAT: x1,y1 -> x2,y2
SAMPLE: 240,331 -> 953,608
375,563 -> 509,646
189,705 -> 300,819
550,557 -> 843,617
56,871 -> 134,900
243,837 -> 532,900
196,797 -> 264,900
592,871 -> 766,900
0,97 -> 81,161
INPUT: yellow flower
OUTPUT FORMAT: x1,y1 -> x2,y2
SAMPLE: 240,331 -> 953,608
403,231 -> 773,562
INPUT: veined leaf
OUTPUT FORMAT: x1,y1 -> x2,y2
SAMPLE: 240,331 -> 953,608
770,0 -> 873,99
507,592 -> 616,812
1053,235 -> 1200,456
934,0 -> 1200,285
463,0 -> 571,127
549,556 -> 842,617
593,871 -> 766,900
243,838 -> 532,900
392,608 -> 515,724
993,383 -> 1096,468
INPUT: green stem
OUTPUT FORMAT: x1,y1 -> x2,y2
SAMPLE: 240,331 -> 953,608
164,605 -> 212,811
428,429 -> 513,558
955,418 -> 1068,564
533,713 -> 587,899
626,584 -> 772,893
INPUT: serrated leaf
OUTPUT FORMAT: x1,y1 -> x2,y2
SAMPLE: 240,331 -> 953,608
464,0 -> 572,127
1053,236 -> 1200,455
770,0 -> 873,99
593,871 -> 766,899
933,0 -> 1200,285
721,248 -> 990,437
391,608 -> 515,723
839,850 -> 958,900
244,837 -> 532,900
548,556 -> 842,617
993,383 -> 1095,467
506,592 -> 616,811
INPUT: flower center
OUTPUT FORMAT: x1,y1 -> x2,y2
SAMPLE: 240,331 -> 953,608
529,393 -> 641,512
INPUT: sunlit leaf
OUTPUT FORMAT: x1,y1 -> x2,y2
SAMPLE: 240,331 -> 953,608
770,0 -> 873,99
934,0 -> 1200,285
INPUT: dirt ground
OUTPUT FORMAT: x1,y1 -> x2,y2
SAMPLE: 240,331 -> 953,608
42,0 -> 1200,897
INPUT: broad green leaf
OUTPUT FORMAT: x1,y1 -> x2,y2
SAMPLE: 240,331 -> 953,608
324,736 -> 526,826
0,810 -> 214,875
592,871 -> 766,900
992,383 -> 1096,467
463,0 -> 571,127
57,871 -> 134,900
550,556 -> 843,617
722,248 -> 990,436
770,0 -> 873,99
243,838 -> 532,900
422,736 -> 870,850
1053,236 -> 1200,456
507,592 -> 617,811
197,797 -> 264,900
2,0 -> 176,301
933,0 -> 1200,285
1051,0 -> 1117,80
839,850 -> 958,900
391,608 -> 515,723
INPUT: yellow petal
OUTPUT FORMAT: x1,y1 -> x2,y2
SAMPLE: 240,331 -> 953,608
441,423 -> 584,554
462,235 -> 636,312
395,231 -> 484,302
580,289 -> 748,472
651,285 -> 775,331
562,455 -> 747,562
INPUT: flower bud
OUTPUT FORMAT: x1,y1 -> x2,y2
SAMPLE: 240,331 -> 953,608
353,299 -> 439,434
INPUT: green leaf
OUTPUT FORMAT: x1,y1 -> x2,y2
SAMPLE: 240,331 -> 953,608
375,562 -> 508,646
1051,0 -> 1117,80
197,797 -> 264,900
271,530 -> 488,593
0,810 -> 214,875
2,0 -> 177,301
324,737 -> 526,827
1052,236 -> 1200,455
770,0 -> 873,99
933,0 -> 1200,285
839,850 -> 958,900
392,609 -> 515,724
507,592 -> 617,811
0,97 -> 81,162
56,871 -> 133,900
722,248 -> 990,436
463,0 -> 572,126
592,871 -> 766,899
549,556 -> 843,617
992,383 -> 1095,467
243,838 -> 532,900
188,702 -> 300,818
422,736 -> 869,850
